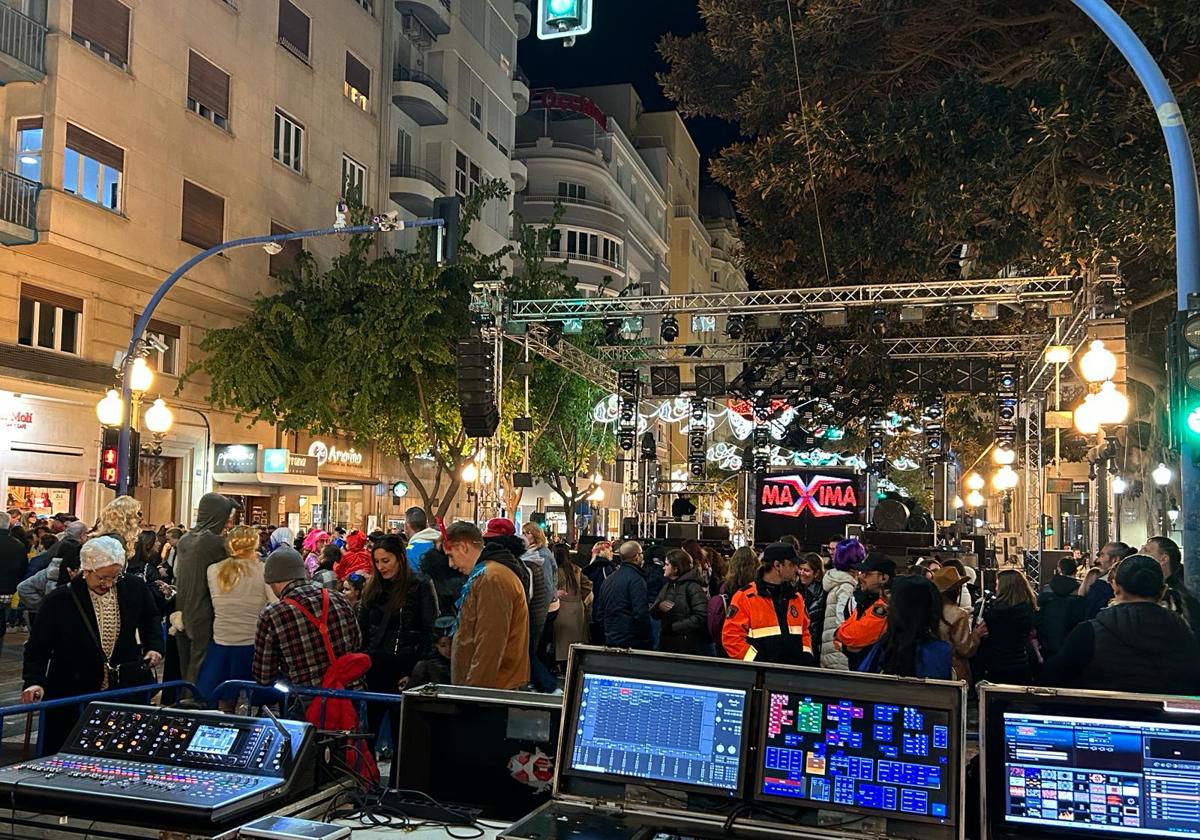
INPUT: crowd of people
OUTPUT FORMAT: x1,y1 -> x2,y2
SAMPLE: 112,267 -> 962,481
5,498 -> 1200,756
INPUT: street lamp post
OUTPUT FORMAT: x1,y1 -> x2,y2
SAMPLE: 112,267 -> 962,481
1075,340 -> 1128,549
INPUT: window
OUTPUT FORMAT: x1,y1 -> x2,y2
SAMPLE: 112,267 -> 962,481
353,0 -> 373,11
15,118 -> 42,182
187,51 -> 230,130
63,124 -> 123,211
268,222 -> 303,278
71,0 -> 131,69
146,319 -> 181,376
454,150 -> 468,199
18,286 -> 82,355
344,53 -> 370,111
341,155 -> 366,202
396,128 -> 413,168
277,0 -> 310,62
470,96 -> 482,130
273,110 -> 304,174
557,182 -> 587,203
181,180 -> 224,249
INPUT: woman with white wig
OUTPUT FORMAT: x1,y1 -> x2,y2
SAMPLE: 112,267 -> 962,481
21,535 -> 165,753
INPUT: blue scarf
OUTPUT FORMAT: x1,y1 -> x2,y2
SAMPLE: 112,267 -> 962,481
450,559 -> 489,636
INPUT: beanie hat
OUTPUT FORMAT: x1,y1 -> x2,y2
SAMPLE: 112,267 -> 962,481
1114,554 -> 1164,599
264,546 -> 307,584
346,531 -> 368,552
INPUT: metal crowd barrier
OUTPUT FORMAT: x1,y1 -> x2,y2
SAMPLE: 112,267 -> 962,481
211,680 -> 402,733
0,680 -> 201,759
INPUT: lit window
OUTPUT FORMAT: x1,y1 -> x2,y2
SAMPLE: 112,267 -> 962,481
15,118 -> 42,182
63,124 -> 123,211
18,287 -> 82,355
273,110 -> 304,174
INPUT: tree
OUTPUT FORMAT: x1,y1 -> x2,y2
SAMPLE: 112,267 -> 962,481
660,0 -> 1199,301
184,185 -> 509,519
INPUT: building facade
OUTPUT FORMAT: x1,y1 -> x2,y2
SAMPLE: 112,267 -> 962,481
0,0 -> 525,529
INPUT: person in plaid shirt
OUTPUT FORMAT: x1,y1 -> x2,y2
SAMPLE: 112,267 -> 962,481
253,547 -> 362,688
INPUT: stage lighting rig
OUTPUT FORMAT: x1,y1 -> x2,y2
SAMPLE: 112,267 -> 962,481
726,314 -> 745,340
603,319 -> 622,343
660,314 -> 679,342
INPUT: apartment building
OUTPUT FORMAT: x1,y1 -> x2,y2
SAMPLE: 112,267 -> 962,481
0,0 -> 526,528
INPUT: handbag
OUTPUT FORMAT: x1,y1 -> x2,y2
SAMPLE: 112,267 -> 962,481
70,586 -> 152,689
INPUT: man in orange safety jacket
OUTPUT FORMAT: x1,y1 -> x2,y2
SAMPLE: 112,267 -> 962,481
835,553 -> 896,670
722,542 -> 815,666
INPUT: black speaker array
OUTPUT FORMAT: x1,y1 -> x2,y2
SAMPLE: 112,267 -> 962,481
457,335 -> 499,438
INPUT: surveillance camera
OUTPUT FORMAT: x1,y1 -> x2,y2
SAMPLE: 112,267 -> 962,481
373,210 -> 402,232
143,334 -> 168,354
334,200 -> 349,230
263,242 -> 284,256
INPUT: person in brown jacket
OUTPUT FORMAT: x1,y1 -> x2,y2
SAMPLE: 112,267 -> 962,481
933,566 -> 988,682
444,521 -> 530,690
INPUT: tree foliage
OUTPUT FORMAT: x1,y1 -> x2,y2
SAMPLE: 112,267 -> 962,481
660,0 -> 1200,295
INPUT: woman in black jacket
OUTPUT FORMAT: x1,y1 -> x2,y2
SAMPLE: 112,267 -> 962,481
21,536 -> 164,753
798,553 -> 828,657
978,569 -> 1040,685
653,549 -> 712,655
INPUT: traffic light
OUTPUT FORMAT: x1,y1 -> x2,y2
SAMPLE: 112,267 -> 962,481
431,196 -> 461,264
537,0 -> 592,41
100,428 -> 120,490
1172,305 -> 1200,449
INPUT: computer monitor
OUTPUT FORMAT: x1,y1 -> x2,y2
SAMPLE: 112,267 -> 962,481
755,672 -> 963,828
562,667 -> 752,798
982,685 -> 1200,840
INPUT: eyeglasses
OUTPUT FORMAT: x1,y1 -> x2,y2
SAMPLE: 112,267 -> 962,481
89,571 -> 121,584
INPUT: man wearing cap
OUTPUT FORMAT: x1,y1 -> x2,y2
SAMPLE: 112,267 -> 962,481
722,542 -> 814,666
1041,554 -> 1200,695
443,521 -> 530,690
253,546 -> 362,689
835,553 -> 895,670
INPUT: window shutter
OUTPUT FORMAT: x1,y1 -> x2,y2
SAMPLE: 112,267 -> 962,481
65,124 -> 124,172
16,117 -> 42,132
181,180 -> 225,249
345,53 -> 370,96
21,284 -> 83,313
72,0 -> 131,64
456,58 -> 471,115
278,0 -> 310,58
268,222 -> 303,277
147,319 -> 181,340
187,52 -> 230,120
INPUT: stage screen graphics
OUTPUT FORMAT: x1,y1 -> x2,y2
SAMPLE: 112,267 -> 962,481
755,471 -> 865,548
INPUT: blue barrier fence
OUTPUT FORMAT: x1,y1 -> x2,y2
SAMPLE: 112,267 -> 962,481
210,680 -> 403,733
0,681 -> 201,758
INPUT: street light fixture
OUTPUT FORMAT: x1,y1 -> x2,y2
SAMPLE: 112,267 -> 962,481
143,398 -> 174,435
1074,394 -> 1101,434
965,473 -> 985,491
1153,462 -> 1173,486
992,446 -> 1016,466
461,462 -> 479,483
1094,380 -> 1130,425
992,465 -> 1019,491
1080,339 -> 1118,383
128,356 -> 154,394
96,389 -> 125,427
1111,476 -> 1127,495
966,490 -> 985,508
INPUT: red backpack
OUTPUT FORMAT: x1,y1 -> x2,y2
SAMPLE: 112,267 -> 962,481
284,588 -> 379,785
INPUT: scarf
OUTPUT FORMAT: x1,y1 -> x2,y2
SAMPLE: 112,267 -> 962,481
450,559 -> 489,636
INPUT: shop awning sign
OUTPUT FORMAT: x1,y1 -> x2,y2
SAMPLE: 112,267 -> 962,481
264,448 -> 319,476
214,444 -> 259,474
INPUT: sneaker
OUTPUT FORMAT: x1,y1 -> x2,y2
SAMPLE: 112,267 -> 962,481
549,688 -> 564,696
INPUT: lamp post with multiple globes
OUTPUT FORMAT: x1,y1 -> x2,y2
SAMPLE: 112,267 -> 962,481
96,355 -> 175,490
1073,340 -> 1129,548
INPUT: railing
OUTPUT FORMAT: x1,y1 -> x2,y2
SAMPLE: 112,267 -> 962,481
393,65 -> 449,101
0,681 -> 200,759
514,66 -> 531,87
0,169 -> 39,232
547,249 -> 625,272
522,193 -> 620,214
0,4 -> 46,74
390,163 -> 446,192
212,681 -> 404,731
673,203 -> 703,226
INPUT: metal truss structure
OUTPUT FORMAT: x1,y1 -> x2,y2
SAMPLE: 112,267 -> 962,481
594,335 -> 1048,365
502,275 -> 1080,322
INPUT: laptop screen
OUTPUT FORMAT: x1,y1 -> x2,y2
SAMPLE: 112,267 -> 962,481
566,673 -> 748,795
1001,711 -> 1200,839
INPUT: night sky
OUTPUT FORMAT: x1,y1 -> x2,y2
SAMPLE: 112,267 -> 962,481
517,0 -> 739,182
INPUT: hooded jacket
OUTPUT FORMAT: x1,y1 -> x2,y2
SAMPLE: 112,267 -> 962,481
420,544 -> 465,617
406,526 -> 441,573
489,535 -> 544,643
451,543 -> 531,689
1037,574 -> 1085,658
335,532 -> 372,580
582,556 -> 616,592
1042,601 -> 1200,695
653,569 -> 710,655
820,569 -> 857,670
17,553 -> 67,613
175,493 -> 234,641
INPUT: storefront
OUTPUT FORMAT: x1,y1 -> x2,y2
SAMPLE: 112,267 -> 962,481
212,443 -> 321,527
296,433 -> 379,532
2,393 -> 94,521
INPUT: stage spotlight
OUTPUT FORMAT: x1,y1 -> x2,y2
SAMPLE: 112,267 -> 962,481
661,314 -> 679,342
546,321 -> 563,347
726,314 -> 745,340
603,319 -> 621,343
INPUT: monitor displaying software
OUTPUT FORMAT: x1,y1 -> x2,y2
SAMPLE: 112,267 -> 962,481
1001,711 -> 1200,839
757,689 -> 955,824
566,673 -> 747,794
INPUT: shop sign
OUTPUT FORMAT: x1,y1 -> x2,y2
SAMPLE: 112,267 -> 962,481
307,440 -> 364,468
263,448 -> 319,476
3,407 -> 33,431
214,444 -> 259,473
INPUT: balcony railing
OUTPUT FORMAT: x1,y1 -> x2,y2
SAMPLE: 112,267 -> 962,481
0,4 -> 46,75
523,193 -> 619,214
0,169 -> 39,232
547,250 -> 625,272
673,203 -> 703,226
390,164 -> 446,193
394,65 -> 449,101
514,65 -> 530,86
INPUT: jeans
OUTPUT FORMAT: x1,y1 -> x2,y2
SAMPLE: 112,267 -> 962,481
528,626 -> 557,692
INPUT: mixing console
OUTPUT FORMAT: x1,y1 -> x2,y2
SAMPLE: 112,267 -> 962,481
0,703 -> 313,825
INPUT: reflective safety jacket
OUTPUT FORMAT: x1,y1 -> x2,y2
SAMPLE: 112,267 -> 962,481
722,576 -> 813,665
836,594 -> 889,653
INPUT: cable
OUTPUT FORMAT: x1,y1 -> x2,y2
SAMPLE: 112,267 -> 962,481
783,0 -> 832,285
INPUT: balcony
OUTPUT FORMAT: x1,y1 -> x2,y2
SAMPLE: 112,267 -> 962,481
0,169 -> 39,245
513,0 -> 532,40
395,0 -> 451,36
393,66 -> 449,126
512,67 -> 530,116
510,159 -> 528,192
0,4 -> 46,84
390,164 -> 445,215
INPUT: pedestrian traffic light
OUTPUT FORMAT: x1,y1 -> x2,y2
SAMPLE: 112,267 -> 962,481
431,196 -> 460,265
537,0 -> 592,41
100,427 -> 120,490
1174,306 -> 1200,446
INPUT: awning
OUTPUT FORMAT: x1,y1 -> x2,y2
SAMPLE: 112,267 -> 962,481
213,472 -> 322,492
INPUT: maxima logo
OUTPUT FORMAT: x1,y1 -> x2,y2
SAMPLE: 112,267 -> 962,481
760,474 -> 859,519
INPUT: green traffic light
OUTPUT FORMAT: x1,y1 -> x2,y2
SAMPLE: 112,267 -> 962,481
1188,404 -> 1200,437
549,0 -> 576,13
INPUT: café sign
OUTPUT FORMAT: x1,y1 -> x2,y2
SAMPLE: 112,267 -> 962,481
307,440 -> 364,468
263,448 -> 319,476
214,444 -> 259,474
